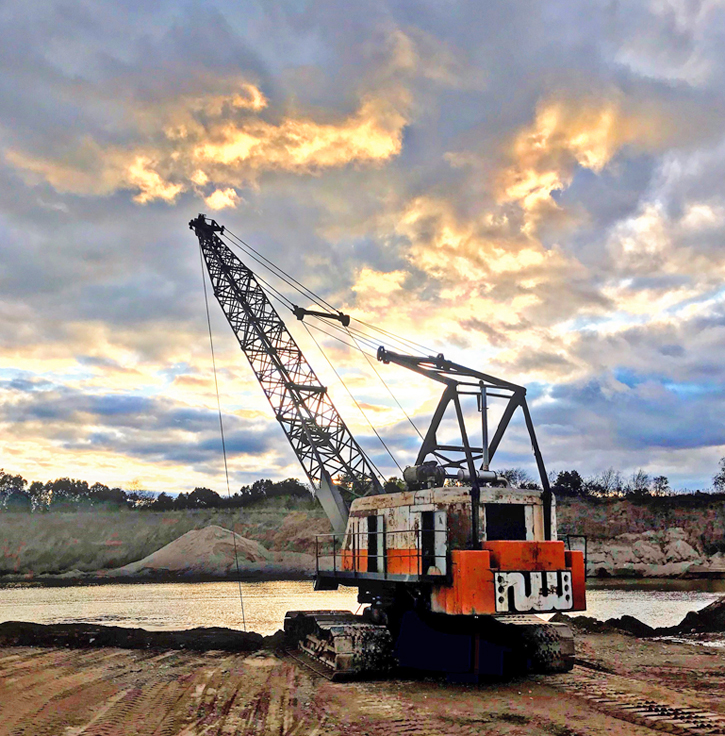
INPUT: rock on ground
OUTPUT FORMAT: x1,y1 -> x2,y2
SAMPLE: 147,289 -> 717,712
586,527 -> 703,577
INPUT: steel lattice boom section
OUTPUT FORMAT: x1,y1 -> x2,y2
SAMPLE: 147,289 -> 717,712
190,215 -> 381,499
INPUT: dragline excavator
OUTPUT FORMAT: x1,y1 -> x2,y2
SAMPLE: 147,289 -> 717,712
190,214 -> 586,680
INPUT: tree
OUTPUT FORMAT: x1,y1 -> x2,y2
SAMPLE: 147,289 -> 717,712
126,490 -> 155,509
88,483 -> 128,509
45,478 -> 90,511
625,469 -> 652,500
652,475 -> 671,496
383,476 -> 405,493
713,457 -> 725,492
186,487 -> 222,508
268,478 -> 310,499
150,492 -> 175,511
553,470 -> 584,497
0,469 -> 27,509
498,468 -> 533,487
28,481 -> 47,511
5,489 -> 32,512
591,468 -> 625,496
336,473 -> 378,503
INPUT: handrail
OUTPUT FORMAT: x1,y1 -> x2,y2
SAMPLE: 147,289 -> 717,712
315,528 -> 449,579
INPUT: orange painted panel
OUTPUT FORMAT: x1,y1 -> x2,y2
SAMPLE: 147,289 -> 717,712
340,548 -> 368,572
341,549 -> 353,572
482,540 -> 566,571
430,550 -> 496,616
565,550 -> 587,611
387,548 -> 419,575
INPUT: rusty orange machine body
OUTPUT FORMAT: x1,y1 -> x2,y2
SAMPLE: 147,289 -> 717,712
316,484 -> 586,618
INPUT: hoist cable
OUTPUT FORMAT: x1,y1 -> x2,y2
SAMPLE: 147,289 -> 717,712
221,232 -> 314,308
252,271 -> 296,310
255,283 -> 379,357
352,317 -> 436,355
303,319 -> 378,358
346,328 -> 425,440
221,229 -> 435,355
223,229 -> 337,313
304,314 -> 380,352
199,246 -> 247,631
301,322 -> 402,476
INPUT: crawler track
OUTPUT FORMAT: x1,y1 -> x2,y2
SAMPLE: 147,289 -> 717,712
284,647 -> 337,680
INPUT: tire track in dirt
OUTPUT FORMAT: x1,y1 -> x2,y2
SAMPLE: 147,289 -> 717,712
2,652 -> 127,736
551,666 -> 725,735
10,646 -> 716,736
330,682 -> 481,736
81,653 -> 213,736
0,649 -> 199,736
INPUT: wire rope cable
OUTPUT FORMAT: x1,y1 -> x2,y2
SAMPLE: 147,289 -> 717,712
199,246 -> 247,631
251,271 -> 296,310
253,283 -> 378,357
301,321 -> 402,476
222,229 -> 337,313
352,317 -> 436,355
220,229 -> 435,355
303,319 -> 378,358
345,327 -> 424,440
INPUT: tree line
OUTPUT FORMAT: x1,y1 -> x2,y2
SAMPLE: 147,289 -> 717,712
0,470 -> 311,513
3,457 -> 725,512
500,458 -> 725,502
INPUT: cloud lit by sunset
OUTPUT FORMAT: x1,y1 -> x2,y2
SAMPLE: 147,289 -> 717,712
2,1 -> 725,493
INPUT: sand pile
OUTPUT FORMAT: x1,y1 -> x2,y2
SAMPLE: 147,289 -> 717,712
106,525 -> 314,578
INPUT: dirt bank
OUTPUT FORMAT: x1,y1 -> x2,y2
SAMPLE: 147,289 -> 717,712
3,496 -> 725,581
554,596 -> 725,639
0,506 -> 330,578
557,495 -> 725,559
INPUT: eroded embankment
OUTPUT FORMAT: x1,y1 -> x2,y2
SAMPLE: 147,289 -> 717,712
0,508 -> 330,578
3,495 -> 725,581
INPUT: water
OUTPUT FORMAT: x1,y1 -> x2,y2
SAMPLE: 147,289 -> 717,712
1,579 -> 723,636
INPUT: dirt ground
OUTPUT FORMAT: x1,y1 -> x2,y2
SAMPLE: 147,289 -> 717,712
0,633 -> 723,736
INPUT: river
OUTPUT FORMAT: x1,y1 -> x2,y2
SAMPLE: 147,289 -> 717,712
2,578 -> 724,635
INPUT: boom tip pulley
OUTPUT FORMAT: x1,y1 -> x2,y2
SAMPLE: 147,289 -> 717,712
189,213 -> 224,234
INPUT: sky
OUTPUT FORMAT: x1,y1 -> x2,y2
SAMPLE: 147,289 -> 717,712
2,0 -> 725,493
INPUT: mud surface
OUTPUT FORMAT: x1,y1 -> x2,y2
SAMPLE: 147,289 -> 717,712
1,630 -> 724,735
0,620 -> 284,652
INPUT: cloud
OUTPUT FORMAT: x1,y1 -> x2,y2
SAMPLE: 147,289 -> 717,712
2,1 -> 725,492
4,24 -> 415,205
205,187 -> 241,210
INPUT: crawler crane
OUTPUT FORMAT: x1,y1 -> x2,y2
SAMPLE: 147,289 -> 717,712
190,214 -> 586,680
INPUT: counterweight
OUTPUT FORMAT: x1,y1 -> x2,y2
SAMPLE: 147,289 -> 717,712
189,215 -> 381,533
